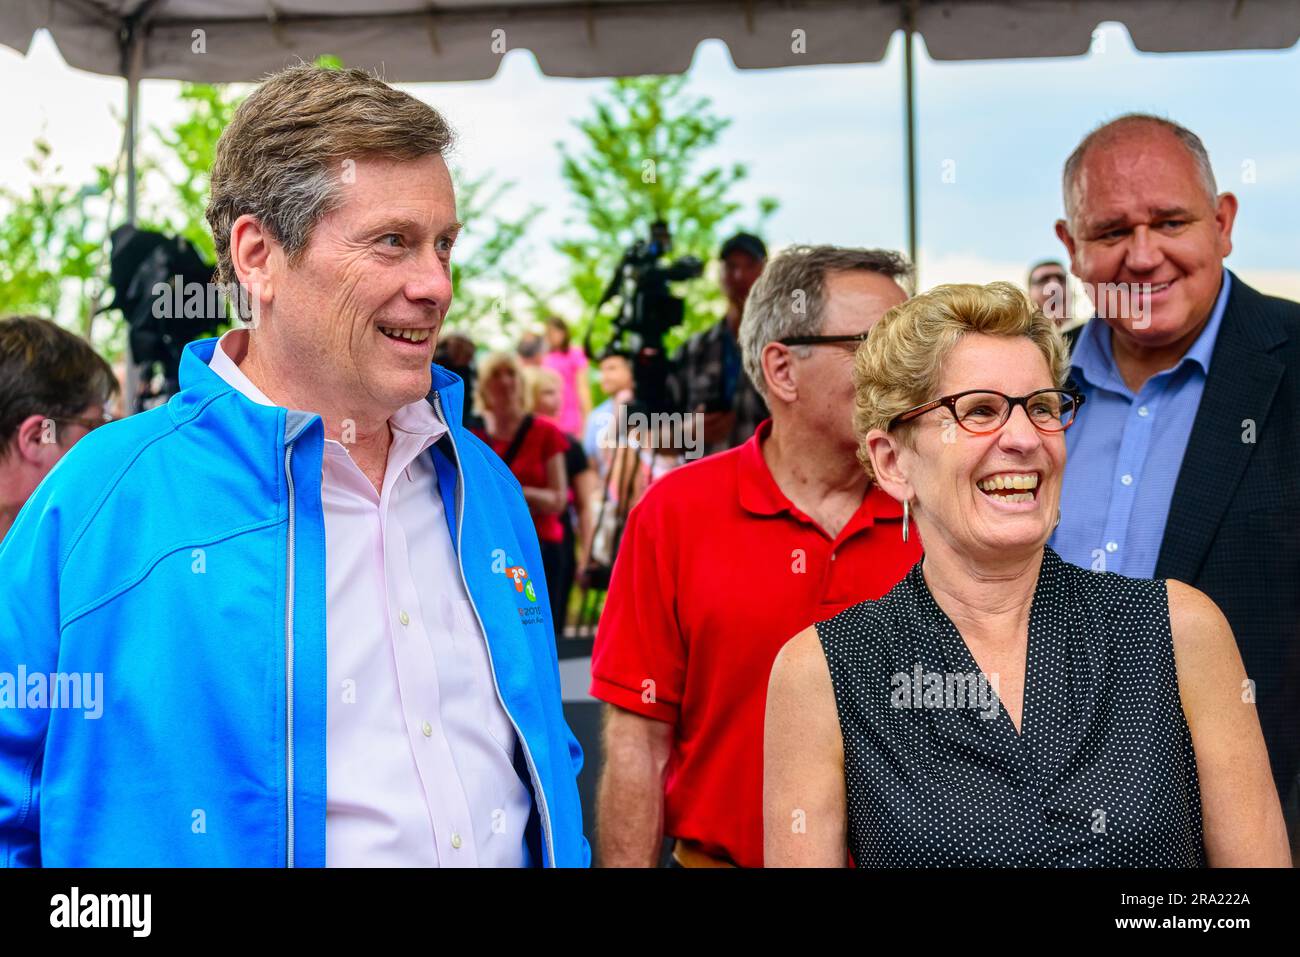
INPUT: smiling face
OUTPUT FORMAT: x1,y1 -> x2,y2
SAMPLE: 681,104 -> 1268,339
253,153 -> 460,425
895,334 -> 1067,564
1056,124 -> 1236,351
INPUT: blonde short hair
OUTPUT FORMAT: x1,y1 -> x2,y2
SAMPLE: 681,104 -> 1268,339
206,64 -> 455,290
524,365 -> 563,413
852,281 -> 1070,481
475,351 -> 526,415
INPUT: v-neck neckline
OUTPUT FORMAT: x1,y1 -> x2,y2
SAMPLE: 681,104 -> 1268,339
908,548 -> 1055,745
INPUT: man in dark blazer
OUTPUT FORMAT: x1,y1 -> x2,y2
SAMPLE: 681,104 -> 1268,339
1051,114 -> 1300,858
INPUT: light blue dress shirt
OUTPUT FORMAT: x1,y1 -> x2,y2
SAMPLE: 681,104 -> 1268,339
1051,269 -> 1232,577
584,397 -> 616,464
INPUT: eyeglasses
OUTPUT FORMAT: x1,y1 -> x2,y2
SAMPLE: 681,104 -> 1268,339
55,411 -> 115,433
777,332 -> 870,350
888,388 -> 1085,435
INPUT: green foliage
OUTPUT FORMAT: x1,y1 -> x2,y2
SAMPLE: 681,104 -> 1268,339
150,83 -> 245,263
555,75 -> 778,352
0,64 -> 780,364
0,140 -> 112,340
448,168 -> 545,345
0,82 -> 242,355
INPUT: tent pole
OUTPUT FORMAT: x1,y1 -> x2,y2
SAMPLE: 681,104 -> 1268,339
120,17 -> 144,412
903,0 -> 918,284
125,43 -> 139,226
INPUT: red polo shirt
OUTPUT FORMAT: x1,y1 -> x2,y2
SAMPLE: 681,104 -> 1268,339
590,420 -> 921,867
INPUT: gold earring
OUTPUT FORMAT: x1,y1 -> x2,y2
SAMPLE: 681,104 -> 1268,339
903,498 -> 910,543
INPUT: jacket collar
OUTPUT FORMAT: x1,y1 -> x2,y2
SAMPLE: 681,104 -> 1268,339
177,336 -> 469,435
1154,271 -> 1291,581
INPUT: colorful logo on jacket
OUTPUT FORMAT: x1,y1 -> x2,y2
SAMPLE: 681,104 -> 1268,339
507,566 -> 538,603
492,548 -> 537,602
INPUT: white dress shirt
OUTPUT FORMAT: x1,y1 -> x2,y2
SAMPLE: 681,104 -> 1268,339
209,330 -> 533,867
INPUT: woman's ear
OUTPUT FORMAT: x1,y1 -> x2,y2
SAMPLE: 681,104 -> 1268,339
864,428 -> 913,504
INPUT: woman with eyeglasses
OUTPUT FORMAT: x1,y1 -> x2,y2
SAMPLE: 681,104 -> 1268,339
763,282 -> 1288,867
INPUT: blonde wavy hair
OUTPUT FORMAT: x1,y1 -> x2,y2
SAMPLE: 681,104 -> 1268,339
475,351 -> 526,415
524,365 -> 563,414
852,281 -> 1070,482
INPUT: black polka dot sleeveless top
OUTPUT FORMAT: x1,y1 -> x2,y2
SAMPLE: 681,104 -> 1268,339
816,546 -> 1205,867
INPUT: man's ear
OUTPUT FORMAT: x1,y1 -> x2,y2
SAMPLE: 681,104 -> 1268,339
864,427 -> 913,504
1054,218 -> 1078,269
12,413 -> 58,466
229,214 -> 277,312
1214,192 -> 1238,259
760,341 -> 797,405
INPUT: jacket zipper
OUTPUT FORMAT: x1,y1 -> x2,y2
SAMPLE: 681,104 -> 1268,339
432,391 -> 557,866
284,441 -> 297,868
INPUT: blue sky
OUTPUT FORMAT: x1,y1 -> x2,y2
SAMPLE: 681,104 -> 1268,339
3,22 -> 1298,321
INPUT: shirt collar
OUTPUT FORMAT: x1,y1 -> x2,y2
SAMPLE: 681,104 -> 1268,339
208,328 -> 277,406
207,328 -> 448,449
1071,268 -> 1232,391
737,418 -> 905,528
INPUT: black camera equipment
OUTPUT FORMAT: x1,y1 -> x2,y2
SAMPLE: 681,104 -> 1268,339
573,222 -> 702,637
106,224 -> 225,411
595,220 -> 702,415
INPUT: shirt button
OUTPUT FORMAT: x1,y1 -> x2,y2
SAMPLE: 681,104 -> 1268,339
1137,406 -> 1150,417
830,552 -> 837,561
1120,474 -> 1133,486
399,610 -> 410,626
1105,541 -> 1118,553
422,721 -> 433,737
451,833 -> 463,850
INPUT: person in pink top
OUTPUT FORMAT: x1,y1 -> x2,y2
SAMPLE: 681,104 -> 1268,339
541,316 -> 591,435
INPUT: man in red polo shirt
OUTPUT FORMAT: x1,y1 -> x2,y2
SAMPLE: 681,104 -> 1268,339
591,245 -> 920,868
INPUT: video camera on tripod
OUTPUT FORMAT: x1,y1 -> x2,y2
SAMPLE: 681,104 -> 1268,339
572,222 -> 703,629
596,220 -> 702,414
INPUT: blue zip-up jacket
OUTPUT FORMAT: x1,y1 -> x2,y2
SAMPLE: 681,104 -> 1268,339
0,338 -> 589,867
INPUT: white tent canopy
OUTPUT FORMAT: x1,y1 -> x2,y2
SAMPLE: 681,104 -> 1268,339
3,0 -> 1299,83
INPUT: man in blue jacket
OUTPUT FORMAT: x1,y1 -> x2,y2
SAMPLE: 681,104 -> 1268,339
0,64 -> 588,867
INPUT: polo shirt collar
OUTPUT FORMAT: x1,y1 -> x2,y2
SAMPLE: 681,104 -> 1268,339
737,419 -> 905,531
1072,267 -> 1232,394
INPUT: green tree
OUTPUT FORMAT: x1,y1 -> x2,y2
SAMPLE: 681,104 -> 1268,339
555,74 -> 778,351
0,139 -> 116,340
0,65 -> 540,354
448,168 -> 545,345
151,82 -> 245,263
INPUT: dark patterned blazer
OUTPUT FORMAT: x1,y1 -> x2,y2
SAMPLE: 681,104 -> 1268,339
1066,274 -> 1300,842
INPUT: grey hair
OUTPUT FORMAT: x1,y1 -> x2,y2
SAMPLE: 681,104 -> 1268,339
739,244 -> 913,400
1062,114 -> 1218,225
